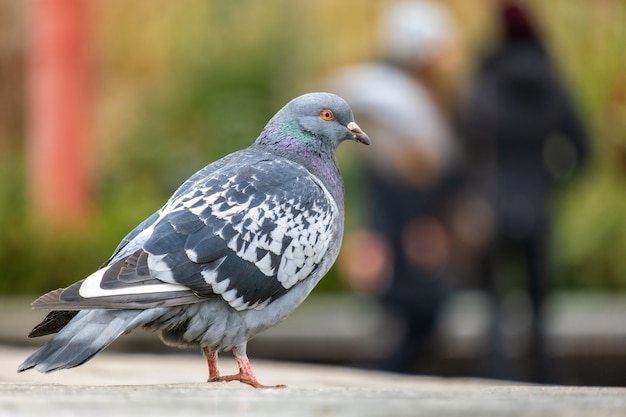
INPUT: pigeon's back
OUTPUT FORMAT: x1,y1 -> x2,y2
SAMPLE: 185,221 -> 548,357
146,145 -> 345,310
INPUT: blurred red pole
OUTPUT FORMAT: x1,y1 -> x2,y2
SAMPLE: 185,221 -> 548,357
27,0 -> 93,228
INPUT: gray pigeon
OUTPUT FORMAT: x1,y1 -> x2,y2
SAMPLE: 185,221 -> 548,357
18,92 -> 370,388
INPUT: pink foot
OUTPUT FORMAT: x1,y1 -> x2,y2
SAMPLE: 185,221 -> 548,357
206,347 -> 286,389
203,347 -> 220,381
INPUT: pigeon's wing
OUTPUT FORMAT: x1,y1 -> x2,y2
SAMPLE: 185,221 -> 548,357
101,151 -> 241,267
104,211 -> 160,267
32,152 -> 340,312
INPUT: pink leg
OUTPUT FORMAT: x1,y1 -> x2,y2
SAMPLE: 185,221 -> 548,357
203,347 -> 220,381
209,347 -> 286,389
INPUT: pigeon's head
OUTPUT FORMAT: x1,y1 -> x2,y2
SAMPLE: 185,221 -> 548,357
259,92 -> 370,152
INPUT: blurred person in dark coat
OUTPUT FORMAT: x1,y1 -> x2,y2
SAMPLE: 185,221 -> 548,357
327,1 -> 482,374
460,0 -> 590,382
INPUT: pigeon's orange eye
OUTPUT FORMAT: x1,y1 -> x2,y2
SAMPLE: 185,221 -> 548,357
320,109 -> 334,121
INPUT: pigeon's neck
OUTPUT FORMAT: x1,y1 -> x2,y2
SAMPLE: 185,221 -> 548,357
255,124 -> 345,208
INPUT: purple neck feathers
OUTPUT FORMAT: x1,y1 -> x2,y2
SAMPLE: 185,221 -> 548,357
255,124 -> 345,210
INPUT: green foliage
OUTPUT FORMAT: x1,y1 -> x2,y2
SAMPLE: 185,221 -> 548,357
0,148 -> 109,293
105,5 -> 299,196
553,169 -> 626,289
545,0 -> 626,290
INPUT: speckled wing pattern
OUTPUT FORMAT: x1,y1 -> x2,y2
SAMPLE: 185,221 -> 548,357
41,150 -> 339,312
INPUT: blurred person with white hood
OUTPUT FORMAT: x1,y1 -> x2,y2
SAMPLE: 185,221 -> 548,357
327,1 -> 484,374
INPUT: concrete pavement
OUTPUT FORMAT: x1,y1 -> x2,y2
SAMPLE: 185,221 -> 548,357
1,346 -> 625,417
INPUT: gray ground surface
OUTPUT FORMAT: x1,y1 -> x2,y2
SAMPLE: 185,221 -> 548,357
1,346 -> 625,417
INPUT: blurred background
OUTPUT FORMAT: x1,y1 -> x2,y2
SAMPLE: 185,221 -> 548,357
1,0 -> 625,386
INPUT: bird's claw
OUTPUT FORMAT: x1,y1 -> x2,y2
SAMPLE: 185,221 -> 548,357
208,374 -> 286,389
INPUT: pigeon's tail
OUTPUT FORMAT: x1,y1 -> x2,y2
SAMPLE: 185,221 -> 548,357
17,309 -> 162,373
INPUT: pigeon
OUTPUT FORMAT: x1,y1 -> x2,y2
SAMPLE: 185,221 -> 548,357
18,92 -> 370,388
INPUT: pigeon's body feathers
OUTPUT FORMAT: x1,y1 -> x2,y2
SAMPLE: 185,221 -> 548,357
19,92 -> 369,387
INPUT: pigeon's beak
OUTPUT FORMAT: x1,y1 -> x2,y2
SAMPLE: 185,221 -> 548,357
347,122 -> 370,146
